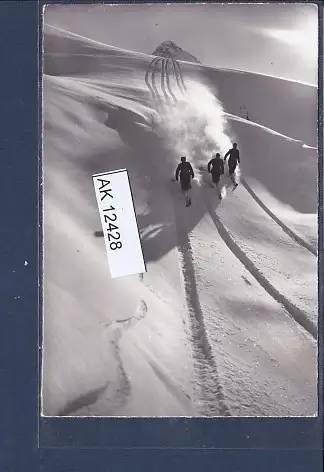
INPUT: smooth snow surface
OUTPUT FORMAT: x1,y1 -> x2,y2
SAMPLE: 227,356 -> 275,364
42,24 -> 318,417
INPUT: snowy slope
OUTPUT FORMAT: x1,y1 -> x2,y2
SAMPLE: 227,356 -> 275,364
42,24 -> 318,417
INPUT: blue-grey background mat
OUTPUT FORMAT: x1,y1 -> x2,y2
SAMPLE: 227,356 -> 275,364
0,0 -> 322,470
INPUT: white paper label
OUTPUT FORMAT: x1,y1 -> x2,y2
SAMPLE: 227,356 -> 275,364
93,169 -> 146,278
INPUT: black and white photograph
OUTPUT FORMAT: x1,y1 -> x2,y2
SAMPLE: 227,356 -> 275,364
42,3 -> 318,417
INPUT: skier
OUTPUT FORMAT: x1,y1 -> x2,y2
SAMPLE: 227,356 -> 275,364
175,156 -> 195,207
207,152 -> 224,199
224,142 -> 240,189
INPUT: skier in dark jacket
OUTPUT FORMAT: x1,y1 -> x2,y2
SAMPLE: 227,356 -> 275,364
175,156 -> 195,207
207,152 -> 224,199
224,143 -> 240,188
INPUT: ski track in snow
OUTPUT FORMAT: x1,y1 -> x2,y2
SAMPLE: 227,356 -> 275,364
161,58 -> 170,102
171,186 -> 231,416
240,177 -> 317,256
203,188 -> 317,340
146,56 -> 189,111
171,58 -> 188,97
58,299 -> 148,416
165,59 -> 178,104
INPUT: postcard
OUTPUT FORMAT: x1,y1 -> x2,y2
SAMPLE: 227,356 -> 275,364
41,2 -> 318,418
